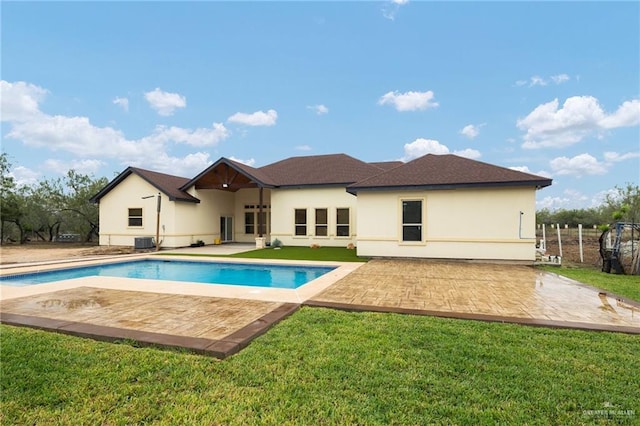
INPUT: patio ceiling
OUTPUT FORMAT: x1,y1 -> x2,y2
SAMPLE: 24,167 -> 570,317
191,162 -> 260,192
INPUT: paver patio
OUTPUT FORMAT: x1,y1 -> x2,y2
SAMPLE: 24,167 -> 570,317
306,259 -> 640,333
0,287 -> 298,358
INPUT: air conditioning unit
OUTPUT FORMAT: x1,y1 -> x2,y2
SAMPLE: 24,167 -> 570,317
134,237 -> 154,249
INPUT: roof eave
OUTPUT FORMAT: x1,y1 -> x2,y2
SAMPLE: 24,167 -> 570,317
276,182 -> 357,190
347,179 -> 553,195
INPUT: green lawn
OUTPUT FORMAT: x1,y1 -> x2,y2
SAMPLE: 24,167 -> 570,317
539,265 -> 640,302
162,246 -> 367,262
2,308 -> 639,425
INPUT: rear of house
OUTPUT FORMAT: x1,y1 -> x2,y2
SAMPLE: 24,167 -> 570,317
91,153 -> 551,262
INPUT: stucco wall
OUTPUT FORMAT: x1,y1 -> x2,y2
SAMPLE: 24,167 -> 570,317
97,174 -> 181,247
270,187 -> 358,247
355,187 -> 538,261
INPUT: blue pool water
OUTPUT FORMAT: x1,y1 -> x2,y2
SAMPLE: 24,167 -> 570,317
0,260 -> 335,289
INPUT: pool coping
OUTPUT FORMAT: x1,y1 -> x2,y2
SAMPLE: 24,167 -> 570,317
0,255 -> 366,303
1,302 -> 300,358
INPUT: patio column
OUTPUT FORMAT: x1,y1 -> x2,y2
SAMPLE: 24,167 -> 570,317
255,186 -> 266,249
258,186 -> 264,238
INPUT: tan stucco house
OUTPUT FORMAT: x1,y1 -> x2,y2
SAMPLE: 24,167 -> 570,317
90,153 -> 552,261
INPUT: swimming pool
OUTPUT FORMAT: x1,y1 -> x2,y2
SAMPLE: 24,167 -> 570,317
0,259 -> 335,289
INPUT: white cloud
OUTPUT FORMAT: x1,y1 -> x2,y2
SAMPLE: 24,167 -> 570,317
228,109 -> 278,126
2,80 -> 228,177
516,74 -> 570,88
144,88 -> 186,116
402,138 -> 449,160
508,165 -> 552,178
141,152 -> 213,177
113,96 -> 129,112
307,104 -> 329,115
599,99 -> 640,128
459,124 -> 482,139
295,145 -> 312,151
452,148 -> 482,159
401,138 -> 481,161
549,153 -> 608,177
530,76 -> 547,87
518,96 -> 640,149
0,80 -> 48,122
378,90 -> 438,112
142,123 -> 230,147
537,188 -> 595,211
43,158 -> 105,175
228,156 -> 256,167
7,114 -> 128,157
603,151 -> 640,163
9,165 -> 40,187
382,0 -> 408,20
550,74 -> 570,84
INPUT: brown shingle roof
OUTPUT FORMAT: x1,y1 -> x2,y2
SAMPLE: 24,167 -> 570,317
258,153 -> 385,186
348,154 -> 552,193
90,167 -> 199,203
369,161 -> 404,171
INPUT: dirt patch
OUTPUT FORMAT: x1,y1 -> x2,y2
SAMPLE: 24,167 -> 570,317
0,243 -> 136,265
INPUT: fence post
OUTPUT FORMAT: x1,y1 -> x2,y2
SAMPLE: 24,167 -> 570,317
578,224 -> 583,263
556,223 -> 563,258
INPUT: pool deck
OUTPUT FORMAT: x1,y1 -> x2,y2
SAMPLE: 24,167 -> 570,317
0,245 -> 363,357
1,245 -> 639,358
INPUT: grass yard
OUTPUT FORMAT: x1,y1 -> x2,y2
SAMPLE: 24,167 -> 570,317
2,307 -> 639,425
539,265 -> 640,302
162,246 -> 367,262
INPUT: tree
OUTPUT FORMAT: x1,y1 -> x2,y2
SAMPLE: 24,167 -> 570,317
0,153 -> 28,243
603,184 -> 640,224
60,170 -> 108,242
25,178 -> 66,241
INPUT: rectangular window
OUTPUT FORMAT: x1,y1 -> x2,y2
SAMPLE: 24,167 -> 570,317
402,200 -> 422,242
244,212 -> 255,234
336,208 -> 350,237
128,208 -> 143,227
295,209 -> 307,236
315,208 -> 328,236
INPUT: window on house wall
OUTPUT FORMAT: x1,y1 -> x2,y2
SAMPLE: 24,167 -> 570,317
295,209 -> 307,236
245,212 -> 255,234
128,208 -> 143,227
402,200 -> 422,241
336,208 -> 350,237
244,206 -> 270,235
315,208 -> 328,236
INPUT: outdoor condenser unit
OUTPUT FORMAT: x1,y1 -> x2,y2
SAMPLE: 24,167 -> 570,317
134,237 -> 154,249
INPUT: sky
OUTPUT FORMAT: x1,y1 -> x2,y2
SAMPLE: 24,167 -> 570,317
1,1 -> 639,211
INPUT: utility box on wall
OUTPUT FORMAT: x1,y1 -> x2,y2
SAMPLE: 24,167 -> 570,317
134,237 -> 154,249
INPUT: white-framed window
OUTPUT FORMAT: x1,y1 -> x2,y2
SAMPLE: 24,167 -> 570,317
401,199 -> 422,242
336,208 -> 350,237
315,208 -> 328,236
128,208 -> 143,227
294,209 -> 307,236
